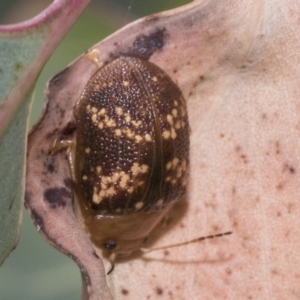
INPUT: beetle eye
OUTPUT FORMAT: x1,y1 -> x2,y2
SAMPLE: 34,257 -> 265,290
104,240 -> 117,250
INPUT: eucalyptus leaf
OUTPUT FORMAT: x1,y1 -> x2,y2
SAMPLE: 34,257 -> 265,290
0,90 -> 33,264
0,0 -> 90,266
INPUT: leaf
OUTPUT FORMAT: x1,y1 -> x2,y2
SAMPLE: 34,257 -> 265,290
0,0 -> 91,266
26,0 -> 300,299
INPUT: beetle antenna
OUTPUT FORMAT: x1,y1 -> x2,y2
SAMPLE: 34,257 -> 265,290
140,231 -> 232,253
107,252 -> 116,275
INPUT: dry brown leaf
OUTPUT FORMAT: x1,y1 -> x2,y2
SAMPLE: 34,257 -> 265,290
26,0 -> 300,299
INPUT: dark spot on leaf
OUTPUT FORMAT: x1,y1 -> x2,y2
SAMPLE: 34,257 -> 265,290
126,28 -> 166,59
44,187 -> 71,208
275,141 -> 280,155
289,166 -> 296,174
47,163 -> 55,173
156,287 -> 163,295
261,113 -> 267,119
31,209 -> 44,229
121,288 -> 129,295
61,121 -> 76,139
276,182 -> 284,190
226,267 -> 233,276
14,62 -> 24,72
49,67 -> 70,87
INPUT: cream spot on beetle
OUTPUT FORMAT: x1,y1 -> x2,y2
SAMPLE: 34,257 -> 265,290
91,113 -> 98,123
132,120 -> 142,127
98,122 -> 104,129
176,166 -> 183,178
172,109 -> 178,117
152,76 -> 158,82
131,163 -> 149,176
137,180 -> 145,186
124,114 -> 131,123
128,187 -> 134,193
166,162 -> 172,170
125,128 -> 134,138
145,134 -> 152,142
135,202 -> 144,209
120,173 -> 130,188
173,158 -> 179,166
98,108 -> 106,115
82,175 -> 88,181
174,100 -> 178,106
123,80 -> 129,86
164,158 -> 189,185
167,114 -> 173,124
156,199 -> 164,207
111,172 -> 121,183
103,176 -> 112,185
96,166 -> 102,173
135,135 -> 143,142
94,84 -> 100,90
106,186 -> 116,196
140,164 -> 149,173
175,121 -> 181,129
115,129 -> 122,136
162,130 -> 171,139
106,118 -> 116,127
116,107 -> 123,116
171,128 -> 177,139
91,106 -> 98,113
85,147 -> 91,154
101,183 -> 108,190
93,193 -> 103,204
131,163 -> 139,175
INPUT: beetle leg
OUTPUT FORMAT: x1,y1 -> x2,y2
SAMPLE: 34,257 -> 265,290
52,139 -> 76,181
85,48 -> 103,68
107,252 -> 116,275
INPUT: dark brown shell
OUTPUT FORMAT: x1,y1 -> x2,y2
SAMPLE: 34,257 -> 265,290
74,57 -> 189,215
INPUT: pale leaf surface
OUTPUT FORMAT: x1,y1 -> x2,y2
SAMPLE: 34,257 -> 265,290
26,0 -> 300,299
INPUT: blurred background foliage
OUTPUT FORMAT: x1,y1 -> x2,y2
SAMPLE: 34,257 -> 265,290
0,0 -> 190,299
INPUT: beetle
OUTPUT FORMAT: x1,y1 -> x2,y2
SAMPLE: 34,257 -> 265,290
53,55 -> 189,273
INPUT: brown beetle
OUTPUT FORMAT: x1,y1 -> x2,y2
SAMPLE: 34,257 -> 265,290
53,56 -> 189,273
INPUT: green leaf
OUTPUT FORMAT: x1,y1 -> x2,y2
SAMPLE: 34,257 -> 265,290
0,0 -> 91,266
